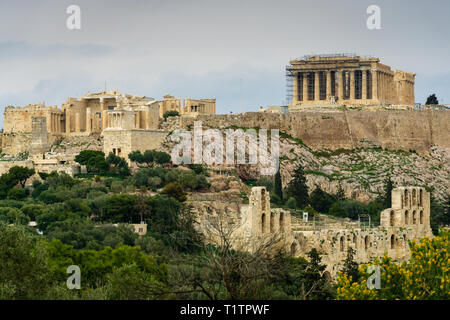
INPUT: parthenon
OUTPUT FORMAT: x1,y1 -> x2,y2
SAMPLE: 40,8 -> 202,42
287,54 -> 415,106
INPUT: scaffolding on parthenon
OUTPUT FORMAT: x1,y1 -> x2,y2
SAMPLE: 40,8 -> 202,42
285,65 -> 294,105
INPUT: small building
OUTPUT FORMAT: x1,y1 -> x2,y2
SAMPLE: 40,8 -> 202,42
132,222 -> 148,236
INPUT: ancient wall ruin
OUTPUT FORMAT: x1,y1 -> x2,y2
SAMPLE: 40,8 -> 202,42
226,186 -> 433,278
181,109 -> 450,154
30,116 -> 48,156
103,129 -> 169,160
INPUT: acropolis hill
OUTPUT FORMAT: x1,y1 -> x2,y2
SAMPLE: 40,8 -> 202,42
0,55 -> 448,278
0,54 -> 448,200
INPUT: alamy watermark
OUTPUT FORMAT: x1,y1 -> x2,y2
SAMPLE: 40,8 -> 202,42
170,121 -> 279,175
66,265 -> 81,289
366,5 -> 381,30
66,5 -> 81,30
366,265 -> 381,289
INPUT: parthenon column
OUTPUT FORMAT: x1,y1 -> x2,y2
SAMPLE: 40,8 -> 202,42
372,70 -> 378,103
362,69 -> 367,101
302,73 -> 308,103
387,74 -> 390,102
337,70 -> 344,102
314,71 -> 320,101
350,70 -> 355,101
326,71 -> 331,101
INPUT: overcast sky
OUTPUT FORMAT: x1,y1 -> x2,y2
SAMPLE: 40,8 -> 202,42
0,0 -> 449,128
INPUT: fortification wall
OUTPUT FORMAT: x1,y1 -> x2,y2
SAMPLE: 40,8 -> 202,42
0,160 -> 34,175
1,133 -> 32,155
103,129 -> 169,161
181,110 -> 450,153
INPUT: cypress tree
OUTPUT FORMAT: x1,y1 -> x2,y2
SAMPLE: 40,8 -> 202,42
274,169 -> 283,202
287,163 -> 309,208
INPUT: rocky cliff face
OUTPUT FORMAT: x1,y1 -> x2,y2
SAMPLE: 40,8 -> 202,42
157,124 -> 449,204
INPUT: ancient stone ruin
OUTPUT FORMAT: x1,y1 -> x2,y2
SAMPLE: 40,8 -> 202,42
227,186 -> 432,277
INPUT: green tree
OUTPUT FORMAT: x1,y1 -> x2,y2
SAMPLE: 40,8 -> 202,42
153,151 -> 171,165
328,202 -> 347,218
75,150 -> 108,174
103,194 -> 138,222
7,188 -> 27,200
301,249 -> 335,300
128,150 -> 145,163
45,240 -> 168,290
0,166 -> 35,198
337,230 -> 450,300
309,186 -> 336,213
163,110 -> 180,120
342,247 -> 359,283
161,182 -> 187,202
0,223 -> 51,299
340,199 -> 368,220
286,163 -> 309,208
430,192 -> 447,235
6,166 -> 35,188
381,175 -> 394,209
425,94 -> 439,105
105,264 -> 168,299
274,169 -> 283,202
106,152 -> 130,176
336,183 -> 345,201
143,150 -> 154,165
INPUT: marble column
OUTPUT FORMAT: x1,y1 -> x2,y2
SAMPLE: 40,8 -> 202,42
337,70 -> 344,101
362,69 -> 367,100
66,112 -> 71,133
75,113 -> 80,132
326,71 -> 331,101
372,70 -> 378,103
86,108 -> 91,133
314,72 -> 320,101
302,73 -> 308,102
350,70 -> 355,101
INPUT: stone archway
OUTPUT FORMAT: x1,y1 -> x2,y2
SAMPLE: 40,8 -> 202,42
290,242 -> 297,255
261,214 -> 265,234
279,212 -> 284,232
